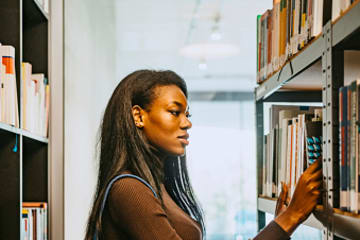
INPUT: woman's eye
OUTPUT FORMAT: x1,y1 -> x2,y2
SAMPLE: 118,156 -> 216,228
186,113 -> 192,118
170,110 -> 180,116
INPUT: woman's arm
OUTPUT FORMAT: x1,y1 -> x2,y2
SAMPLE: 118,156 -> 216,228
254,159 -> 322,239
275,159 -> 322,234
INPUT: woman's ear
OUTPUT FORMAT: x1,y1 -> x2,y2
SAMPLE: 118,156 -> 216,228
132,105 -> 144,128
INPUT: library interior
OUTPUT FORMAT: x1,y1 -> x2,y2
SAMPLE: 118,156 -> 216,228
0,0 -> 360,239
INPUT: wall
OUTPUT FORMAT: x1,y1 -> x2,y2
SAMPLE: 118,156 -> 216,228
64,0 -> 116,238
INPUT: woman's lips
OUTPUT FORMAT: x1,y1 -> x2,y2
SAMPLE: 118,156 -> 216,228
178,138 -> 189,145
178,134 -> 189,145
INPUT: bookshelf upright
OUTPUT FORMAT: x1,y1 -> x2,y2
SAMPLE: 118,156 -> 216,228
255,1 -> 360,240
0,0 -> 50,239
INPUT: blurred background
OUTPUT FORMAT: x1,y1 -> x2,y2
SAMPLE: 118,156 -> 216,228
64,0 -> 322,239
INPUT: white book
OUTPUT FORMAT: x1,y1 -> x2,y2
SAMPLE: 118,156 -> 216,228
291,117 -> 298,197
286,124 -> 293,192
332,0 -> 342,21
33,74 -> 45,136
312,0 -> 324,37
21,63 -> 32,130
0,45 -> 18,127
279,118 -> 291,194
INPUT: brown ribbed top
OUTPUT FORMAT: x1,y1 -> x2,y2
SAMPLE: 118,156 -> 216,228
101,174 -> 202,240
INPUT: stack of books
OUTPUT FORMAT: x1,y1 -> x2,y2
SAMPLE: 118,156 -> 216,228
339,79 -> 360,214
21,202 -> 48,240
262,105 -> 322,198
0,45 -> 19,127
256,0 -> 324,83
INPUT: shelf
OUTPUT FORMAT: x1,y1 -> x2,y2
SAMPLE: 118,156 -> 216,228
331,209 -> 360,239
332,0 -> 360,48
21,129 -> 48,144
255,36 -> 323,101
257,197 -> 360,239
257,197 -> 323,230
0,122 -> 21,135
0,122 -> 48,143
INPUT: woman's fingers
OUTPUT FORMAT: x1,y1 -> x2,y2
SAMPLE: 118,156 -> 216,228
310,168 -> 323,181
306,158 -> 321,174
276,182 -> 289,216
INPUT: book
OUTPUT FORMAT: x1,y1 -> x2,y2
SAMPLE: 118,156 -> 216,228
0,45 -> 19,127
339,80 -> 360,213
332,0 -> 354,21
339,86 -> 349,211
22,202 -> 48,240
305,120 -> 322,166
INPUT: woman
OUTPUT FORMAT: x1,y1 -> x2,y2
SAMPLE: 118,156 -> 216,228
85,70 -> 322,240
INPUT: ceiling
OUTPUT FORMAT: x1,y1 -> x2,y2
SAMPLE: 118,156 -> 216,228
111,0 -> 272,92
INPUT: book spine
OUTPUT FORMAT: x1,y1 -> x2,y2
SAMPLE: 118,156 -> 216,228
257,15 -> 261,83
339,86 -> 348,210
357,80 -> 360,214
350,81 -> 357,212
346,85 -> 351,211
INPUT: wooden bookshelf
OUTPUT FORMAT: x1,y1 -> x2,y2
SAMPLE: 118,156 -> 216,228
255,1 -> 360,239
0,0 -> 50,238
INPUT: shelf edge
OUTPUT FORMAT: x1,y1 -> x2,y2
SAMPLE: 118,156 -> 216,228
257,197 -> 323,230
255,37 -> 323,101
21,129 -> 49,143
332,0 -> 360,47
0,122 -> 21,135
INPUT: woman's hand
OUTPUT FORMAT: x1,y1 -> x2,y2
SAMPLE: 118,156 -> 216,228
274,158 -> 322,235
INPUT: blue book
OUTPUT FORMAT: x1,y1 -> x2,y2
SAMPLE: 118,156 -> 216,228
339,86 -> 348,211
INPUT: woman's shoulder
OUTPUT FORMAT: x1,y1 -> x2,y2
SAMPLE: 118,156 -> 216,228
108,171 -> 157,202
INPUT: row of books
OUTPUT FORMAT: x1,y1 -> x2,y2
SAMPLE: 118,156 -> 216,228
0,44 -> 50,137
262,105 -> 322,198
22,63 -> 50,137
256,0 -> 358,84
256,0 -> 324,83
21,202 -> 48,240
339,79 -> 360,213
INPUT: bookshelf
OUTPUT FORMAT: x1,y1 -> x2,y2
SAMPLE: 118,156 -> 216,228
255,1 -> 360,240
0,0 -> 51,239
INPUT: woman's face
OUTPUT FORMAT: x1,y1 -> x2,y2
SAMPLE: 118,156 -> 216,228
133,85 -> 192,156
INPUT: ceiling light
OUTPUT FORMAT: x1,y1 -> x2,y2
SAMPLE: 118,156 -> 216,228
198,59 -> 208,70
179,43 -> 240,60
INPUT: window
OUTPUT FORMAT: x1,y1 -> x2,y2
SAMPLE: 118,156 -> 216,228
187,99 -> 257,240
